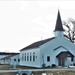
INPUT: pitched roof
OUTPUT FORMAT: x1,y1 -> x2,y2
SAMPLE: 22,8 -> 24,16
0,52 -> 19,55
56,51 -> 74,58
20,37 -> 55,51
54,46 -> 68,51
54,10 -> 64,31
0,54 -> 19,60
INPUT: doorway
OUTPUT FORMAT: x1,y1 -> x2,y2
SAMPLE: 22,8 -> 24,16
56,51 -> 74,66
58,57 -> 65,66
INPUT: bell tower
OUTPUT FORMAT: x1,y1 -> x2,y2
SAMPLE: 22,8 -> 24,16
54,10 -> 64,37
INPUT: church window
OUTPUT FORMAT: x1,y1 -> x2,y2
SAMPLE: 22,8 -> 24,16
14,59 -> 16,61
71,57 -> 74,61
18,59 -> 20,62
27,53 -> 29,61
22,54 -> 24,61
30,53 -> 32,61
47,56 -> 50,62
25,53 -> 26,61
33,52 -> 35,61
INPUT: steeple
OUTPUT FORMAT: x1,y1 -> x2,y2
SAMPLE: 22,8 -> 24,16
54,10 -> 64,31
54,10 -> 64,37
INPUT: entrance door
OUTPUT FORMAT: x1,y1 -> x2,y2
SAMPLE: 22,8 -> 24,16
58,58 -> 65,66
62,58 -> 65,66
58,58 -> 61,66
56,51 -> 74,66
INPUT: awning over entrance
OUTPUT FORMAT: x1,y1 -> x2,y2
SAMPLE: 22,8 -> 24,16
56,51 -> 74,66
56,51 -> 74,58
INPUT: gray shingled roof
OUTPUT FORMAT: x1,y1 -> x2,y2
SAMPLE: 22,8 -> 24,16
20,37 -> 55,51
0,54 -> 19,60
0,52 -> 19,55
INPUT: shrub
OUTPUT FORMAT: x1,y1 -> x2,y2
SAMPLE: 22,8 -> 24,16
51,64 -> 56,68
42,63 -> 46,68
47,65 -> 51,68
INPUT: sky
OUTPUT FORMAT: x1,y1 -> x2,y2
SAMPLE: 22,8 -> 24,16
0,0 -> 75,52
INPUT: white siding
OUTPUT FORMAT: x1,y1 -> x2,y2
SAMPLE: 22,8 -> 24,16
0,54 -> 20,65
39,37 -> 75,67
20,48 -> 41,67
10,54 -> 20,65
20,36 -> 75,67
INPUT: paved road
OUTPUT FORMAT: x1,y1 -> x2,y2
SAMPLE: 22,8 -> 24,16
0,68 -> 75,73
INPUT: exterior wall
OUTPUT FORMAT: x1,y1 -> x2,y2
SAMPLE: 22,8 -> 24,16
65,57 -> 73,66
0,55 -> 8,59
40,46 -> 74,67
20,48 -> 41,67
0,54 -> 20,65
0,60 -> 4,64
4,59 -> 11,64
40,38 -> 57,67
10,54 -> 20,65
55,31 -> 64,37
40,37 -> 75,67
0,55 -> 9,64
0,59 -> 11,65
20,36 -> 75,68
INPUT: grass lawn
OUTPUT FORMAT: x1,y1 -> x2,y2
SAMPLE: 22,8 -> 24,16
0,65 -> 36,70
0,65 -> 75,75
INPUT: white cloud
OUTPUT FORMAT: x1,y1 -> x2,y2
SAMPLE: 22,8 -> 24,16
18,1 -> 29,10
32,13 -> 56,31
0,1 -> 75,52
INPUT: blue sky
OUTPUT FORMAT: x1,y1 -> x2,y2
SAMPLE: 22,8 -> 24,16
0,1 -> 75,52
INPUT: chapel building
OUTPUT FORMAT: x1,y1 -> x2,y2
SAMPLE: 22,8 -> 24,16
20,11 -> 75,68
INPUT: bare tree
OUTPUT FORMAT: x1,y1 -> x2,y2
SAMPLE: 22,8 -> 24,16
63,18 -> 75,43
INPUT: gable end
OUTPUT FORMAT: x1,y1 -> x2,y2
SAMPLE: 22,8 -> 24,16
54,46 -> 68,51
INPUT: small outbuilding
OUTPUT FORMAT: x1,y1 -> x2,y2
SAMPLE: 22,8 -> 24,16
0,53 -> 20,65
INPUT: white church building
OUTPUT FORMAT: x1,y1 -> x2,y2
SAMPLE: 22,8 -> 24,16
20,11 -> 75,68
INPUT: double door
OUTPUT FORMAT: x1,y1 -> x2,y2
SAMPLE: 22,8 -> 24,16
58,58 -> 65,66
